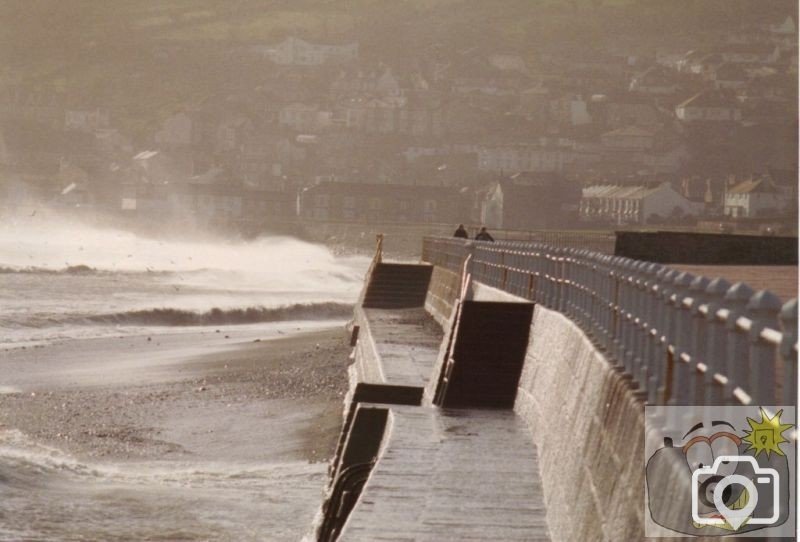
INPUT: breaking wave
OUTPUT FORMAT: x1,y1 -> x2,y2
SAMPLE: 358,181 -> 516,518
9,303 -> 353,329
84,303 -> 353,326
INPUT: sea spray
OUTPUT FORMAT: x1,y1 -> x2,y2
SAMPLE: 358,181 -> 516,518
0,213 -> 367,344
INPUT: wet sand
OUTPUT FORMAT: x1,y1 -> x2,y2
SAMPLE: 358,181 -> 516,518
0,324 -> 352,463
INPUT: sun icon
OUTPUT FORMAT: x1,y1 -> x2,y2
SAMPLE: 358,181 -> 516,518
742,408 -> 793,457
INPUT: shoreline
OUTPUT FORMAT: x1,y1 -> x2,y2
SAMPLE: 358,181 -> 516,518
0,324 -> 352,464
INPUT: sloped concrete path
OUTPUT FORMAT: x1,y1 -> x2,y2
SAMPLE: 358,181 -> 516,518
363,307 -> 443,388
339,406 -> 551,541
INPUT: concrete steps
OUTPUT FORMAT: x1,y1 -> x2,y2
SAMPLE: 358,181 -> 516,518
362,263 -> 433,309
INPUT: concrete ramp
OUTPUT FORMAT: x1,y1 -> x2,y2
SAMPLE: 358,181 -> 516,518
434,300 -> 534,409
363,263 -> 433,309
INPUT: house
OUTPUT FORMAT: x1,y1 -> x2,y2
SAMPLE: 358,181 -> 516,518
338,96 -> 407,134
214,115 -> 253,154
480,174 -> 581,230
278,103 -> 332,133
549,94 -> 592,126
679,51 -> 724,75
679,176 -> 727,210
154,112 -> 195,147
721,44 -> 780,65
259,37 -> 358,66
487,54 -> 529,74
712,63 -> 750,90
477,140 -> 576,174
516,86 -> 550,122
330,67 -> 402,98
65,108 -> 110,132
723,177 -> 787,218
770,15 -> 796,35
580,182 -> 701,224
590,93 -> 664,130
675,91 -> 742,123
299,181 -> 463,224
600,126 -> 655,151
629,66 -> 680,95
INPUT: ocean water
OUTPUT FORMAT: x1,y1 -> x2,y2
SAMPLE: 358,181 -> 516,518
0,213 -> 368,541
0,429 -> 328,542
0,213 -> 367,347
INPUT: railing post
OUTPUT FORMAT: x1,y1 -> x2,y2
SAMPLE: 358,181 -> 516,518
641,262 -> 663,403
780,299 -> 798,407
687,276 -> 710,405
667,272 -> 695,407
703,278 -> 731,405
746,290 -> 783,405
653,268 -> 677,404
608,257 -> 622,362
723,283 -> 755,405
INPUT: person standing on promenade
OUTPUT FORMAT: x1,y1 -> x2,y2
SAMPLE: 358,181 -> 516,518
453,224 -> 468,239
475,226 -> 494,242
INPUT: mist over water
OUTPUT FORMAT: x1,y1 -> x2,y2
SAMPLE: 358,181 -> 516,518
0,211 -> 368,346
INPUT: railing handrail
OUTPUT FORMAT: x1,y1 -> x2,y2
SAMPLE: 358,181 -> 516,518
420,235 -> 798,408
355,234 -> 385,309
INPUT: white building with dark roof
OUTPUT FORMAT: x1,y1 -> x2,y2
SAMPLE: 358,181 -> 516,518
723,177 -> 787,218
580,182 -> 701,224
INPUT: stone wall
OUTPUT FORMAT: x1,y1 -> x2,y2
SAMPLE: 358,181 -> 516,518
424,265 -> 461,328
515,306 -> 646,541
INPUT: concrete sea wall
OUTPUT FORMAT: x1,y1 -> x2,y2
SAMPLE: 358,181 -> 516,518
515,306 -> 646,541
422,267 -> 673,541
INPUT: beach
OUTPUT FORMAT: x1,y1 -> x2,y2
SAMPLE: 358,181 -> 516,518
0,323 -> 352,541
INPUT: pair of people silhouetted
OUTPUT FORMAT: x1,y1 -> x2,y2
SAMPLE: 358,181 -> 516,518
452,224 -> 494,242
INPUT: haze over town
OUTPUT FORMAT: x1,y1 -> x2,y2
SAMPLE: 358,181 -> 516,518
0,0 -> 797,242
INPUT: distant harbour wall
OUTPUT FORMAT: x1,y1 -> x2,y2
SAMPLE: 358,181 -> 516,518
614,230 -> 798,265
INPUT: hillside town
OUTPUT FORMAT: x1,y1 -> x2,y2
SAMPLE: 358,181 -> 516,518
1,7 -> 797,235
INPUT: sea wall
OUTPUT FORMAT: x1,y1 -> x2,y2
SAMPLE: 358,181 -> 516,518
344,257 -> 707,540
467,282 -> 715,541
423,265 -> 461,327
515,305 -> 646,541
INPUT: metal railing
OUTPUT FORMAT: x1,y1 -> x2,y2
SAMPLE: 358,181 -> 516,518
422,236 -> 798,407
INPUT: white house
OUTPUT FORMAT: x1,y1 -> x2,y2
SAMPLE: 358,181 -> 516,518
675,91 -> 742,123
723,178 -> 786,218
580,182 -> 701,224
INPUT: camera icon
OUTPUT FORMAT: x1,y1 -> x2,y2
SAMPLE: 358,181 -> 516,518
691,455 -> 780,530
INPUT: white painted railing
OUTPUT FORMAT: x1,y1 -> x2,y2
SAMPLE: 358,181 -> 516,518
422,236 -> 798,407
